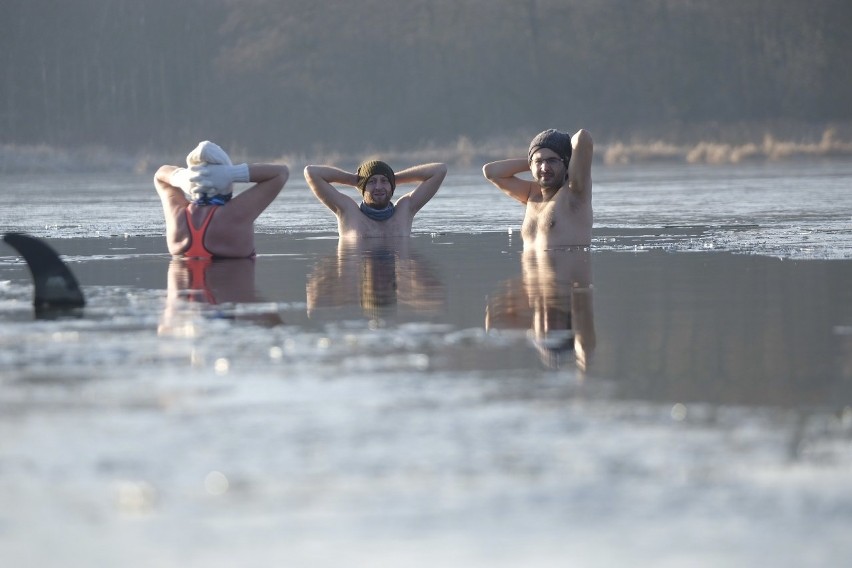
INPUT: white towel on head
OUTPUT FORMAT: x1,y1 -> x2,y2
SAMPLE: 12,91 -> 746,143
185,140 -> 233,199
186,140 -> 233,167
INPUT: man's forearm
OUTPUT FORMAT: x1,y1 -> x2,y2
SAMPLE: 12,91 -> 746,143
304,165 -> 358,186
482,158 -> 528,181
395,163 -> 447,184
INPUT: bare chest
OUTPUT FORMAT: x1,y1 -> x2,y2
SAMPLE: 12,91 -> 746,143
521,196 -> 592,247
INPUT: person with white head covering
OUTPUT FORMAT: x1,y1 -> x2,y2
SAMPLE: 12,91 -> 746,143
154,141 -> 289,258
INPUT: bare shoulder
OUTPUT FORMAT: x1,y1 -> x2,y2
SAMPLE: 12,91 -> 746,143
333,198 -> 369,231
391,193 -> 420,217
335,196 -> 363,218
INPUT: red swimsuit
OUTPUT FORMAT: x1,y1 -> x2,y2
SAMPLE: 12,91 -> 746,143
184,207 -> 217,259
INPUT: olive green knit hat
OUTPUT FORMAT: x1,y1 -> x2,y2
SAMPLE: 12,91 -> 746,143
356,160 -> 396,192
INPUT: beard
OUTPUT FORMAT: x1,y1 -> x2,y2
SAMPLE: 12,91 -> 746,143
536,171 -> 567,192
365,191 -> 392,209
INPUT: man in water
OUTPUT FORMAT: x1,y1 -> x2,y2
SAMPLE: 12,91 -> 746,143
482,129 -> 593,249
303,160 -> 447,239
154,141 -> 289,258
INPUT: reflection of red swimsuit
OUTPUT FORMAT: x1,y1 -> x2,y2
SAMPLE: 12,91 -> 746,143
186,258 -> 217,304
184,207 -> 217,259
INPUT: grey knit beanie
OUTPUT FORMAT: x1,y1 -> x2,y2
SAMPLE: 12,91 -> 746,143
528,129 -> 572,166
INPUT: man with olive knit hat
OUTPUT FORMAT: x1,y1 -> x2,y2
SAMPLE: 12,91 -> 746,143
304,159 -> 447,239
483,128 -> 593,250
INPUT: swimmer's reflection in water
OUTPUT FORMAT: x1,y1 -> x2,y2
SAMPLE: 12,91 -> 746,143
359,248 -> 398,314
307,239 -> 444,320
486,247 -> 596,370
158,257 -> 282,336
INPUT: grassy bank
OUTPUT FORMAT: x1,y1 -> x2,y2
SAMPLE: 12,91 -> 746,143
3,123 -> 852,174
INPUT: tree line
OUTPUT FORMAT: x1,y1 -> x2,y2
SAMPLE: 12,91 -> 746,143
2,0 -> 850,158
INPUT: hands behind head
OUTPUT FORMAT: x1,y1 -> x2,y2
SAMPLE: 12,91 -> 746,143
186,163 -> 250,196
168,165 -> 233,199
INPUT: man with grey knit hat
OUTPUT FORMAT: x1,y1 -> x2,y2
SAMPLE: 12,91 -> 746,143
304,159 -> 447,239
483,128 -> 593,250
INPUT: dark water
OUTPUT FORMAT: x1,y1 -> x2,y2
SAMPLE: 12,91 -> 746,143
4,233 -> 850,408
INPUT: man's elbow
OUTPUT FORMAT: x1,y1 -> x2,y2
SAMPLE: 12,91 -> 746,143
303,165 -> 326,185
573,129 -> 593,150
275,165 -> 290,188
482,162 -> 497,181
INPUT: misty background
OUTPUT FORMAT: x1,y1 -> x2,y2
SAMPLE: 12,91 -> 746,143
2,0 -> 851,169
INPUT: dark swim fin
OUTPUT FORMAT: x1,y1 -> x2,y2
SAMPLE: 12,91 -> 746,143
3,232 -> 86,310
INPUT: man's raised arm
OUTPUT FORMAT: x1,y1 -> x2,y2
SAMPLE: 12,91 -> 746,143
394,163 -> 448,214
568,129 -> 593,195
482,159 -> 534,204
304,165 -> 359,214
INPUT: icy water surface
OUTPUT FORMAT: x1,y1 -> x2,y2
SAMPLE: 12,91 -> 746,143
1,163 -> 852,567
3,161 -> 851,257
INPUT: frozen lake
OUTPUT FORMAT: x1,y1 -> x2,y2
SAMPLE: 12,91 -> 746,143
1,162 -> 851,567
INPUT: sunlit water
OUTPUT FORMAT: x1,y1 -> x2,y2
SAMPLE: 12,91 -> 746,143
3,161 -> 851,257
1,163 -> 851,567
